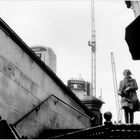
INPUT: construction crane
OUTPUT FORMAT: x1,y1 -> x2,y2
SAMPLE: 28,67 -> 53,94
88,0 -> 96,97
111,52 -> 122,123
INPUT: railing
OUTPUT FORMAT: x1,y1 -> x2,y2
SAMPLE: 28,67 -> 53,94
50,112 -> 140,139
107,124 -> 140,138
50,125 -> 106,139
9,124 -> 21,139
14,94 -> 94,127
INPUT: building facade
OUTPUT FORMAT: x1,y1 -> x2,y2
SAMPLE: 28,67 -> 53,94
31,46 -> 57,73
67,78 -> 104,126
125,1 -> 140,17
67,79 -> 91,100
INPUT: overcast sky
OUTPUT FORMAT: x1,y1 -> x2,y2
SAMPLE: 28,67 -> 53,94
0,0 -> 140,123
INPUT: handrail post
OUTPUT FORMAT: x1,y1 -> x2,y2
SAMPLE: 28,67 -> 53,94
104,111 -> 113,138
104,111 -> 113,126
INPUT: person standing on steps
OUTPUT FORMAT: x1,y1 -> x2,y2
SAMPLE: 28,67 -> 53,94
118,69 -> 140,123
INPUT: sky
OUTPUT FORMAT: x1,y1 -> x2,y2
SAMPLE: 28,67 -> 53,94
0,0 -> 140,123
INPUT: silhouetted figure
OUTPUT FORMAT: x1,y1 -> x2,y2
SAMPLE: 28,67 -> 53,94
118,69 -> 140,123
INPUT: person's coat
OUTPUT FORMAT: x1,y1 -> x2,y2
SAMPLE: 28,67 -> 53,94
118,77 -> 140,112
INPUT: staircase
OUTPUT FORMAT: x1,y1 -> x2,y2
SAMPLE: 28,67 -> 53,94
1,111 -> 140,139
50,123 -> 140,139
49,112 -> 140,139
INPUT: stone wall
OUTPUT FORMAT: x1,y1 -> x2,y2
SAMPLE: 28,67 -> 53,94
0,27 -> 91,138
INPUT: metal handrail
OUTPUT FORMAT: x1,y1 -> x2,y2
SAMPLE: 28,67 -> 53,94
51,95 -> 94,121
14,94 -> 94,126
50,124 -> 105,139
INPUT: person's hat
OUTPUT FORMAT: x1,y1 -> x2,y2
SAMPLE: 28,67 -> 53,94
123,69 -> 132,75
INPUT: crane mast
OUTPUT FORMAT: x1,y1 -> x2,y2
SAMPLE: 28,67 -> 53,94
111,52 -> 122,123
88,0 -> 96,97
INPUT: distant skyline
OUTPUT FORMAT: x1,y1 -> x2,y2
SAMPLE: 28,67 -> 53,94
0,0 -> 140,123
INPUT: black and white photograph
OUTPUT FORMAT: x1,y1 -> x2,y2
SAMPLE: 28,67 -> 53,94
0,0 -> 140,139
